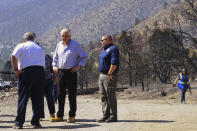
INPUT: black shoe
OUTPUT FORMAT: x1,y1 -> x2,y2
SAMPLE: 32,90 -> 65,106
105,118 -> 117,123
13,124 -> 23,129
31,123 -> 42,128
96,117 -> 108,123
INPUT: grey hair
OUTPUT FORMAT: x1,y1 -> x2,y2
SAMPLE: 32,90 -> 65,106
23,32 -> 35,41
60,28 -> 71,36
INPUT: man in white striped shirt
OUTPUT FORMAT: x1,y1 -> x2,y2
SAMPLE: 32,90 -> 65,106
51,28 -> 88,123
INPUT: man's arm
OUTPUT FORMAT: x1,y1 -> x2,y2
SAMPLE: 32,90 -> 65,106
173,75 -> 179,87
108,64 -> 117,75
108,64 -> 117,80
52,66 -> 58,84
108,47 -> 119,80
71,43 -> 88,72
11,55 -> 23,77
77,43 -> 88,67
11,55 -> 18,70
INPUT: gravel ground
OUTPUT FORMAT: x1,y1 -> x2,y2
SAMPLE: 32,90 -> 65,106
0,82 -> 197,131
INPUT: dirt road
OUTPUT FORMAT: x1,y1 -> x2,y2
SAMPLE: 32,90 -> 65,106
0,91 -> 197,131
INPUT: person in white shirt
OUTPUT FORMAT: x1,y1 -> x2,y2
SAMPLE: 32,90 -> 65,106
11,32 -> 45,129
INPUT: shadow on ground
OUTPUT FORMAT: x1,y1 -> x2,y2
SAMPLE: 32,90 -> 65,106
119,120 -> 174,123
27,123 -> 100,129
0,126 -> 12,128
0,114 -> 15,117
0,114 -> 15,124
76,119 -> 96,122
0,120 -> 14,123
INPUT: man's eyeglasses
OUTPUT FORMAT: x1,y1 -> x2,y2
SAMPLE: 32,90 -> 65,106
101,39 -> 107,42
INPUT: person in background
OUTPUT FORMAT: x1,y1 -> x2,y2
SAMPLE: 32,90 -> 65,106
173,68 -> 192,103
11,32 -> 45,129
97,34 -> 119,123
40,54 -> 56,121
50,52 -> 57,104
51,28 -> 88,123
52,84 -> 57,104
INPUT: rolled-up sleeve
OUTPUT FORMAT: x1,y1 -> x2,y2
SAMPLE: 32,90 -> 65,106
111,48 -> 119,65
77,44 -> 88,67
12,44 -> 23,59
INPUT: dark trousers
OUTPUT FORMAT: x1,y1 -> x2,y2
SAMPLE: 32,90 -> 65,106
15,66 -> 45,126
40,79 -> 55,118
180,88 -> 187,103
52,84 -> 57,103
56,69 -> 77,118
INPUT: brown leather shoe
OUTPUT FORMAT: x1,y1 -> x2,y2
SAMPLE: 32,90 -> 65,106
67,117 -> 75,123
50,116 -> 63,122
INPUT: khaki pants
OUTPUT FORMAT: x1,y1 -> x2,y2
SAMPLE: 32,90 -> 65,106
99,73 -> 117,119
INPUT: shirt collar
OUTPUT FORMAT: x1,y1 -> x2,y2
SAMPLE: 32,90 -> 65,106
104,43 -> 113,50
61,39 -> 72,48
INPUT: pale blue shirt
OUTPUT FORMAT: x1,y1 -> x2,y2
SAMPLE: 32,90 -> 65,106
52,40 -> 88,69
12,41 -> 45,70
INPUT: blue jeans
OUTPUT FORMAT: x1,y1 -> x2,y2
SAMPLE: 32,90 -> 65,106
179,87 -> 187,103
52,84 -> 57,103
40,79 -> 55,118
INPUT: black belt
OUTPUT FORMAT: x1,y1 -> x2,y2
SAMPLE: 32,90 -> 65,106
22,65 -> 44,71
59,68 -> 71,72
100,72 -> 108,75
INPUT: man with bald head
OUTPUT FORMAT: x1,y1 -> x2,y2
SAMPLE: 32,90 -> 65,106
11,32 -> 45,129
51,28 -> 88,123
97,34 -> 119,123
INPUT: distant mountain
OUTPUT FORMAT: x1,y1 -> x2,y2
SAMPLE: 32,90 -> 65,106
0,0 -> 115,42
0,0 -> 181,68
38,0 -> 180,47
129,0 -> 195,38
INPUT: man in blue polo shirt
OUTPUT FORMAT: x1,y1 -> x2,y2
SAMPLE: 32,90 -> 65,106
97,34 -> 119,123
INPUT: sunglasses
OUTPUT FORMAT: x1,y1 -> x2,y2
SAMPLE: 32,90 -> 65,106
100,39 -> 107,42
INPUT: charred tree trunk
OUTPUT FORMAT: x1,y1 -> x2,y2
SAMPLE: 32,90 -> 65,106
141,80 -> 144,91
128,53 -> 132,87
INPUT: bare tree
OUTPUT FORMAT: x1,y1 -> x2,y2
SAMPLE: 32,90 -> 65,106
115,31 -> 134,87
182,0 -> 197,23
147,28 -> 185,83
172,0 -> 197,72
